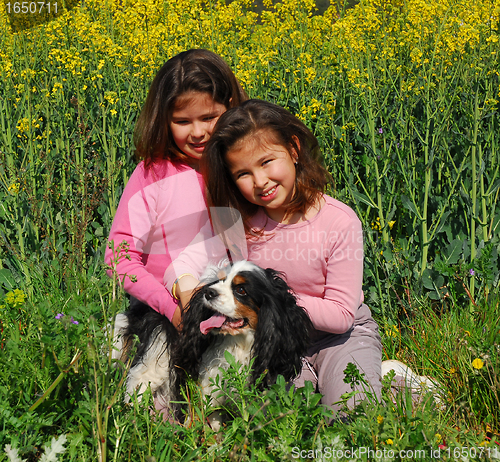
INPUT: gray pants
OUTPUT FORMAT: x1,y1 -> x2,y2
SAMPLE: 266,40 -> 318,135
294,303 -> 382,414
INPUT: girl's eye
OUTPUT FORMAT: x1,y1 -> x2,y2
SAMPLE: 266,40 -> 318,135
262,159 -> 272,166
235,286 -> 247,296
173,120 -> 189,125
236,172 -> 248,180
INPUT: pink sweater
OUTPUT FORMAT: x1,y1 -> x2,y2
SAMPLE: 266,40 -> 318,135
247,195 -> 364,334
104,159 -> 208,321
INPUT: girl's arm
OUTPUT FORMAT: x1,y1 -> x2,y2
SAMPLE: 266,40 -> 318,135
163,218 -> 221,289
163,208 -> 247,292
104,165 -> 178,321
295,212 -> 364,334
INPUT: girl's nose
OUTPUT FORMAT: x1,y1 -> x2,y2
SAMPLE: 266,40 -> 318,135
253,170 -> 268,188
191,121 -> 206,139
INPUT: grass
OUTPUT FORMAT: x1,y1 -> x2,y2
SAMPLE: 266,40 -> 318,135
1,0 -> 500,459
1,266 -> 498,460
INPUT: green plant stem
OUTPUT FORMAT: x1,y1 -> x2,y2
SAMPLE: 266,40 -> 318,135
479,144 -> 488,244
0,99 -> 14,172
366,103 -> 389,244
470,89 -> 480,303
420,107 -> 431,275
29,349 -> 82,412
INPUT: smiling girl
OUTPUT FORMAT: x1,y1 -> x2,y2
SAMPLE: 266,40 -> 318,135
105,49 -> 247,330
201,99 -> 383,414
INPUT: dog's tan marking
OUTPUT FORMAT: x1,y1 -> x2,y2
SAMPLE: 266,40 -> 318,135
234,302 -> 258,330
232,274 -> 246,286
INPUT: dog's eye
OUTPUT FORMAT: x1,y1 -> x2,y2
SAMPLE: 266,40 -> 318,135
235,286 -> 247,296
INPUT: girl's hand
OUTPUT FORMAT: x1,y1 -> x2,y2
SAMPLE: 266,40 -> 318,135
172,305 -> 183,332
172,275 -> 199,331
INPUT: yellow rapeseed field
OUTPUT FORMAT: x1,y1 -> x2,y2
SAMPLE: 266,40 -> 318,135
2,0 -> 497,107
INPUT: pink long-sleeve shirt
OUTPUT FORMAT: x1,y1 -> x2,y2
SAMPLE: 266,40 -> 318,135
104,159 -> 209,321
247,195 -> 364,335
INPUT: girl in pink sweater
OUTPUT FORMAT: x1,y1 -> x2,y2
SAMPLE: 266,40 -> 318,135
105,49 -> 247,329
201,99 -> 382,413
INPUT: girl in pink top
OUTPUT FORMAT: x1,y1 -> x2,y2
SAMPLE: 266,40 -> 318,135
201,99 -> 382,413
105,49 -> 247,329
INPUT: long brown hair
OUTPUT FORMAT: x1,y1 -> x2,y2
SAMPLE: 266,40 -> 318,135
201,99 -> 331,234
134,49 -> 247,167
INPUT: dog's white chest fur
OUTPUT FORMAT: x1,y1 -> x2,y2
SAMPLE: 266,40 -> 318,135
197,329 -> 256,430
199,329 -> 255,393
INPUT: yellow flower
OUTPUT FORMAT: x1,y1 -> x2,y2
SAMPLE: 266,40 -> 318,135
377,415 -> 384,424
385,324 -> 399,338
304,66 -> 316,83
8,183 -> 20,195
435,433 -> 442,443
16,118 -> 30,134
371,216 -> 381,231
4,289 -> 26,308
472,358 -> 484,370
449,367 -> 456,374
386,439 -> 393,445
52,82 -> 63,96
104,91 -> 118,105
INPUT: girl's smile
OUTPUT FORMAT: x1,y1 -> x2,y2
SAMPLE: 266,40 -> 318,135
260,185 -> 278,200
226,131 -> 298,223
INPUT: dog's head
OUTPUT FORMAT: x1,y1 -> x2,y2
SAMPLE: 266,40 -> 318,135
195,260 -> 268,336
178,260 -> 313,386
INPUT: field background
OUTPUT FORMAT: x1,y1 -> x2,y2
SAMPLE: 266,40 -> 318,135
0,0 -> 499,460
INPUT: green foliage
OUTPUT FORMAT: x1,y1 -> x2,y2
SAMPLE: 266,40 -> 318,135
181,352 -> 330,460
0,284 -> 498,461
391,300 -> 500,433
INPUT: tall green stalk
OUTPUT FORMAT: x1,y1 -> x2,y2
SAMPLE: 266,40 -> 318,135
470,89 -> 480,302
420,110 -> 431,275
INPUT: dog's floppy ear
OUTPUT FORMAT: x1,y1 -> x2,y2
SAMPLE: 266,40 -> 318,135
251,268 -> 313,387
172,287 -> 212,381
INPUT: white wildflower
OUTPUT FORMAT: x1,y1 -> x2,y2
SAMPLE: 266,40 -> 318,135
39,435 -> 67,462
4,444 -> 25,462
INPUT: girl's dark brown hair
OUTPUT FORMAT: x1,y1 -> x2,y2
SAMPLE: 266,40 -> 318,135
201,99 -> 331,234
134,49 -> 248,167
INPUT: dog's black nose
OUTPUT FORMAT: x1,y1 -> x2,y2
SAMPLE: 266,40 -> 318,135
204,287 -> 219,301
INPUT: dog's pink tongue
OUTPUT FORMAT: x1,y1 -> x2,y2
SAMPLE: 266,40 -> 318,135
200,314 -> 226,335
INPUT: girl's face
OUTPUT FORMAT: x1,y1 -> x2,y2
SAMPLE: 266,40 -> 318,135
170,91 -> 227,165
226,131 -> 298,223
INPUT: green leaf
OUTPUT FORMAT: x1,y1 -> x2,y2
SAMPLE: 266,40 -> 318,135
401,194 -> 422,220
422,269 -> 435,291
224,350 -> 237,368
485,178 -> 500,197
443,238 -> 463,266
0,268 -> 16,290
350,188 -> 376,208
